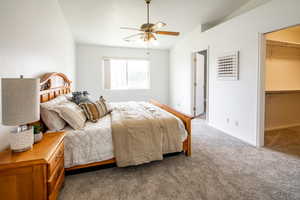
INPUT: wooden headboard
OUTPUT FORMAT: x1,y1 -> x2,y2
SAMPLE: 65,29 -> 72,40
40,72 -> 72,103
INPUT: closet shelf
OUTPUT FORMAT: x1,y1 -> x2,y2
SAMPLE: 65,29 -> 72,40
267,40 -> 300,48
266,90 -> 300,94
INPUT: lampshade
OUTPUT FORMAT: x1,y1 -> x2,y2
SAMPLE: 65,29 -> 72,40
2,78 -> 40,126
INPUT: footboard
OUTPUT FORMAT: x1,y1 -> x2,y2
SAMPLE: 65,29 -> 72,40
149,100 -> 193,156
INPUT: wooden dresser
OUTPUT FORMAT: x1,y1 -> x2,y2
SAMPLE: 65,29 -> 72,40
0,132 -> 65,200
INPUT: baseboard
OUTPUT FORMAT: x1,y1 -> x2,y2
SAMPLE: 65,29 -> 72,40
265,123 -> 300,131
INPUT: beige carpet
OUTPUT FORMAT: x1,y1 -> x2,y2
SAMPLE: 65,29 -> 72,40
59,120 -> 300,200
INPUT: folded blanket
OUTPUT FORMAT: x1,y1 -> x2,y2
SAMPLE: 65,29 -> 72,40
110,102 -> 182,167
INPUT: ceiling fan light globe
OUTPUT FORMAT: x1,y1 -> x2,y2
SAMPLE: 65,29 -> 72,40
149,36 -> 154,40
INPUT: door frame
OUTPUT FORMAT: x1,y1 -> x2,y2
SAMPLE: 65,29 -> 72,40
257,32 -> 266,147
191,47 -> 210,120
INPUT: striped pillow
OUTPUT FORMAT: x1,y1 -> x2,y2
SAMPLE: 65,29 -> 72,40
80,97 -> 111,122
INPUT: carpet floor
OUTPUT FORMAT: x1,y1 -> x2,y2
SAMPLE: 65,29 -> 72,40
59,120 -> 300,200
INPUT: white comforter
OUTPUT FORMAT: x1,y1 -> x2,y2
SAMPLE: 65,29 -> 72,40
63,102 -> 187,168
63,115 -> 113,168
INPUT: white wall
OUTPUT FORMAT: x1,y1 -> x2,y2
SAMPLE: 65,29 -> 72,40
169,0 -> 300,146
0,0 -> 75,151
76,44 -> 169,104
265,44 -> 300,91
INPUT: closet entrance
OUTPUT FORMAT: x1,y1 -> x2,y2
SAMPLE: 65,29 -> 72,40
193,49 -> 208,119
263,25 -> 300,156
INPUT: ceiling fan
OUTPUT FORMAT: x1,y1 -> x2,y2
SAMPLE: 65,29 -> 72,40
121,0 -> 180,43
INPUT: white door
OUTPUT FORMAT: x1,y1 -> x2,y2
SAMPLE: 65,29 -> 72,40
194,52 -> 206,116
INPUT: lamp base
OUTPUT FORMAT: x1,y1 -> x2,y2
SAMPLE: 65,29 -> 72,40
10,127 -> 34,153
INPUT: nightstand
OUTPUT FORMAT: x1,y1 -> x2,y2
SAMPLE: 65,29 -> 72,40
0,132 -> 65,200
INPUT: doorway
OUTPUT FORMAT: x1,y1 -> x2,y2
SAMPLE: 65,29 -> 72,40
260,25 -> 300,156
193,50 -> 208,119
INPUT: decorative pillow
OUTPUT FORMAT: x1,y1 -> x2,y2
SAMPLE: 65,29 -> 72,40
80,103 -> 101,122
96,96 -> 112,115
40,95 -> 68,131
80,96 -> 111,122
71,91 -> 92,105
49,101 -> 87,130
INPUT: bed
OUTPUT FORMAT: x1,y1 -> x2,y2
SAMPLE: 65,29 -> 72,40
39,72 -> 192,171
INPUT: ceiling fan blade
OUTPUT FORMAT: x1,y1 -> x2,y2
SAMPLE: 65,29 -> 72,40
120,27 -> 142,31
152,22 -> 166,30
123,33 -> 144,41
155,31 -> 180,36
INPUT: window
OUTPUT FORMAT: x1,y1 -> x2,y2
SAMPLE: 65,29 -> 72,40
103,58 -> 150,90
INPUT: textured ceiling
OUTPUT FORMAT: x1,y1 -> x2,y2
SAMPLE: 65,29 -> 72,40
59,0 -> 251,49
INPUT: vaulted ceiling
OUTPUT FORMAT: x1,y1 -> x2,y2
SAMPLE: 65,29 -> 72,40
59,0 -> 251,49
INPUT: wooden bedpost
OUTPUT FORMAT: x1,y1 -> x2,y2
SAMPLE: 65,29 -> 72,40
149,99 -> 193,156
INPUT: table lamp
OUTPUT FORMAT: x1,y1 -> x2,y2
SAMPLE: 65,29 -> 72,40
1,76 -> 40,152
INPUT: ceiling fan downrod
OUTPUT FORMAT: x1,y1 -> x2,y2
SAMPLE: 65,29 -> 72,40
146,0 -> 151,24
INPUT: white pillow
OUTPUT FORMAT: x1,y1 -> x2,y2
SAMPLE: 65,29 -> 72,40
49,101 -> 87,130
40,95 -> 68,131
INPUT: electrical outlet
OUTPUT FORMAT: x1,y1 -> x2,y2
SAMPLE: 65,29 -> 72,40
235,121 -> 239,126
226,118 -> 230,123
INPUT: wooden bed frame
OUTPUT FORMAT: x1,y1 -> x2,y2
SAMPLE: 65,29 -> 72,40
40,72 -> 193,171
